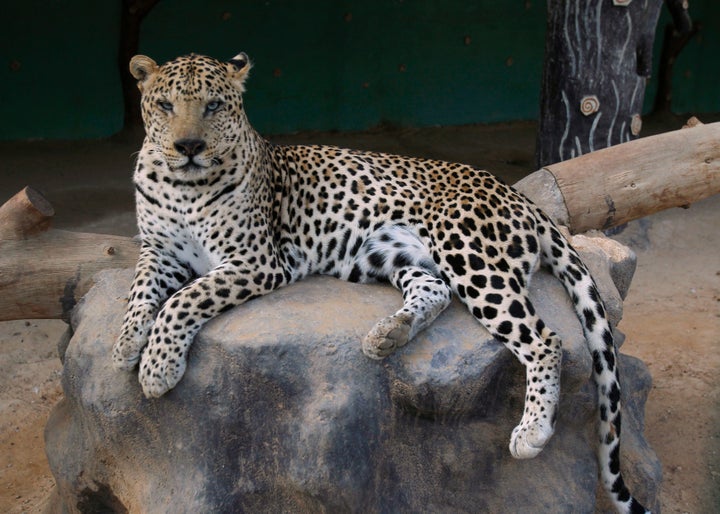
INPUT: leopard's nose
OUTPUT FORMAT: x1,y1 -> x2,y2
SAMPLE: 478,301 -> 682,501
174,138 -> 207,157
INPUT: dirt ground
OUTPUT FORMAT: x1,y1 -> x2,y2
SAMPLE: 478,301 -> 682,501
0,117 -> 718,513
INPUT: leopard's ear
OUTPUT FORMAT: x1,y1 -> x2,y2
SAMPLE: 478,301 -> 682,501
129,55 -> 158,92
227,52 -> 252,92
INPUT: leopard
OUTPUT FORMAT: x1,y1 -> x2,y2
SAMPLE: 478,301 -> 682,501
112,52 -> 649,514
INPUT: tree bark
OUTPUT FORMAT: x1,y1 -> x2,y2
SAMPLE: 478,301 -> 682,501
536,0 -> 664,168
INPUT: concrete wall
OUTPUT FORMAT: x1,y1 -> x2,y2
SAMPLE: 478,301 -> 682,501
2,0 -> 718,140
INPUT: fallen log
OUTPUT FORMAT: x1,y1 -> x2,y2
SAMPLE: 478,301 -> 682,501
1,119 -> 718,322
0,187 -> 139,321
515,118 -> 720,233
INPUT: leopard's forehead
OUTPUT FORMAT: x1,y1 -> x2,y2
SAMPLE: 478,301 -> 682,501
153,54 -> 230,97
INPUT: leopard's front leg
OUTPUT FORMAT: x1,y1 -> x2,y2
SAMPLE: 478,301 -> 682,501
138,262 -> 286,397
113,245 -> 192,370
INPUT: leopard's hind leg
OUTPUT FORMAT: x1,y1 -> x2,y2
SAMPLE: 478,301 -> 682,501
363,265 -> 452,359
352,224 -> 453,359
477,298 -> 563,459
439,237 -> 563,459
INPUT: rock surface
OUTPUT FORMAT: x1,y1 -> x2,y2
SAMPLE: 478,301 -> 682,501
45,240 -> 660,513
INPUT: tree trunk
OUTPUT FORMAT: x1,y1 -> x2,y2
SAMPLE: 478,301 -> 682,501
118,0 -> 160,133
652,0 -> 699,114
536,0 -> 664,168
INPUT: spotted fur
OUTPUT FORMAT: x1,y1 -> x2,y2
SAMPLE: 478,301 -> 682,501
112,53 -> 649,513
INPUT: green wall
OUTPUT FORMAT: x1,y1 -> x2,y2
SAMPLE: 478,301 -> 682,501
3,2 -> 122,139
1,0 -> 718,140
647,4 -> 720,116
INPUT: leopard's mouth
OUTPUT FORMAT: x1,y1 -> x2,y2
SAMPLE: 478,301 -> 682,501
174,156 -> 222,172
178,160 -> 204,172
171,155 -> 209,172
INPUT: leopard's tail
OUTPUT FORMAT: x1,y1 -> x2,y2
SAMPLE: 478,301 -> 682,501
536,212 -> 650,514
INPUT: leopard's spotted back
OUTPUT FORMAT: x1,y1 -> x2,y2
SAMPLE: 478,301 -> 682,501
270,145 -> 540,282
113,52 -> 649,514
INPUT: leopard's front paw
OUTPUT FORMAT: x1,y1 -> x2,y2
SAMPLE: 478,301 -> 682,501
113,310 -> 156,371
362,313 -> 414,360
112,330 -> 145,371
138,335 -> 188,398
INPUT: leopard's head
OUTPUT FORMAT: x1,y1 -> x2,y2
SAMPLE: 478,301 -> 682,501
130,53 -> 252,174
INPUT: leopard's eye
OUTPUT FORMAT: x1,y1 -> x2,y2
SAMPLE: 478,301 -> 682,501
157,100 -> 174,112
205,100 -> 224,115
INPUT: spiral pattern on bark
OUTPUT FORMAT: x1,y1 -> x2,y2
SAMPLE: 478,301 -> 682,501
580,95 -> 600,116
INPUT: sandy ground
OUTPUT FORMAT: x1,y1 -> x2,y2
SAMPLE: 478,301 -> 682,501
613,195 -> 720,514
0,117 -> 718,513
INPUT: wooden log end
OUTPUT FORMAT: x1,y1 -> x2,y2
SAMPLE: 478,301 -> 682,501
0,186 -> 55,239
22,186 -> 55,217
683,116 -> 704,129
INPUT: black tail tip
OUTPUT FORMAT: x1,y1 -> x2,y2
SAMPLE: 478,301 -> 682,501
629,497 -> 649,514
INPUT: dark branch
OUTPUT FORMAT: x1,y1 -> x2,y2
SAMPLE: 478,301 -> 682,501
118,0 -> 161,133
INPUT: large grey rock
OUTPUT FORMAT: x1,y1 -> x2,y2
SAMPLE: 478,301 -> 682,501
45,265 -> 660,513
